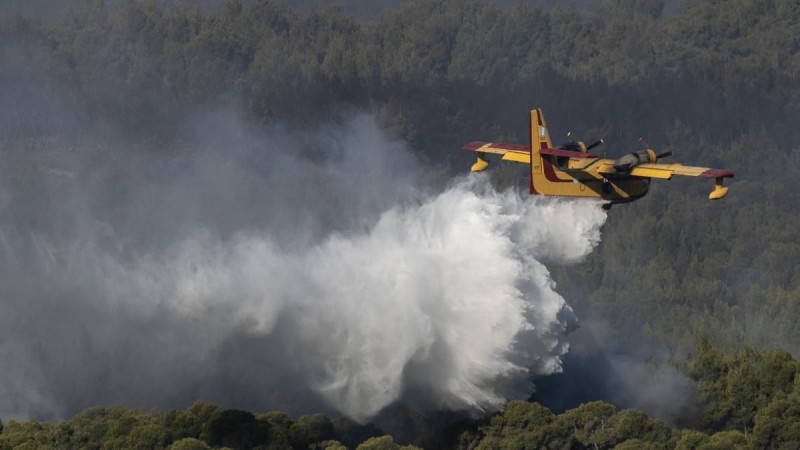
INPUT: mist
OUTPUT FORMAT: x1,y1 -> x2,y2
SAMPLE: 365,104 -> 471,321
0,10 -> 614,423
0,98 -> 611,422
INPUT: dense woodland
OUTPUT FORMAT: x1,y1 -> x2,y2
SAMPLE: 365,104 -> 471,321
1,341 -> 799,448
2,0 -> 800,448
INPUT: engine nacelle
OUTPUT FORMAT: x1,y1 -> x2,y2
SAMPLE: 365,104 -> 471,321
613,149 -> 657,171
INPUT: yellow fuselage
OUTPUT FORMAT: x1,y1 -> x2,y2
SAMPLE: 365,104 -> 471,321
531,154 -> 650,203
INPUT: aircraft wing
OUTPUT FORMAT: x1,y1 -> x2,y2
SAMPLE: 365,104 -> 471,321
598,163 -> 734,199
598,163 -> 733,180
463,141 -> 531,164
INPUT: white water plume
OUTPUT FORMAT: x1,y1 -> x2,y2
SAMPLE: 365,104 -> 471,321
157,180 -> 605,420
0,114 -> 606,421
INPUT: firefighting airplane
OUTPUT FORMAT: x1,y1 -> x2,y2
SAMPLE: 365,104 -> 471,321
464,108 -> 733,209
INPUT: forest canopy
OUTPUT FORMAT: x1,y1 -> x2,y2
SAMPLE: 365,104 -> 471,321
2,341 -> 800,449
1,0 -> 800,448
6,0 -> 793,352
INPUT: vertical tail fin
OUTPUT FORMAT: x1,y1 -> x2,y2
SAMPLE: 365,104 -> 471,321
529,109 -> 551,194
530,108 -> 552,151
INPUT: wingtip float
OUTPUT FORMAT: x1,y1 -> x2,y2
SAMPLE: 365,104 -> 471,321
464,108 -> 734,208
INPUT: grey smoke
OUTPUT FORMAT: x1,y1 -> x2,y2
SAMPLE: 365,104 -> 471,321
0,104 -> 609,421
0,23 -> 614,422
548,320 -> 699,425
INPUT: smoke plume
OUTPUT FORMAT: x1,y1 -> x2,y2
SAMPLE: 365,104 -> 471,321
0,110 -> 606,422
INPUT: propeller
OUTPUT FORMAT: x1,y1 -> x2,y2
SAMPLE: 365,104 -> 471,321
586,139 -> 605,151
655,150 -> 673,159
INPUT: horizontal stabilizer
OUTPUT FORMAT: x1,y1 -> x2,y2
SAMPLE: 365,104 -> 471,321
463,141 -> 529,154
463,141 -> 530,166
502,152 -> 531,163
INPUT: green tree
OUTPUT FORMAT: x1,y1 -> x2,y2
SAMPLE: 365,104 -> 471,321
318,441 -> 347,450
690,340 -> 799,433
355,435 -> 421,450
288,414 -> 335,449
673,429 -> 710,450
561,401 -> 618,449
614,438 -> 666,450
206,410 -> 271,450
751,390 -> 800,449
331,416 -> 381,449
0,420 -> 57,449
697,430 -> 748,450
477,400 -> 564,449
168,437 -> 212,450
601,409 -> 672,446
164,400 -> 222,443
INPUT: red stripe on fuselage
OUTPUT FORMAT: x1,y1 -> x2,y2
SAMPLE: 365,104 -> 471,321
540,148 -> 598,159
542,157 -> 575,183
529,112 -> 538,194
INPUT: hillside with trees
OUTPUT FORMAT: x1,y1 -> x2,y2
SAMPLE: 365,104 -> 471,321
2,341 -> 799,449
3,0 -> 794,355
2,0 -> 800,447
